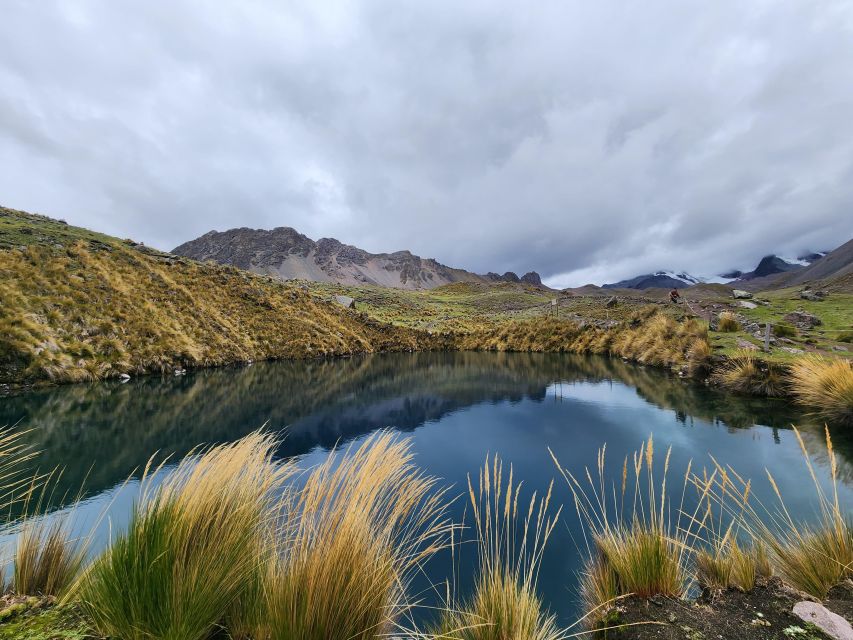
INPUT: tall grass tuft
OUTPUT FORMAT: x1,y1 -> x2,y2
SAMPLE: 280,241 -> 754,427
78,431 -> 293,640
256,431 -> 450,640
433,455 -> 561,640
715,350 -> 786,397
12,475 -> 85,598
716,312 -> 740,333
703,427 -> 852,598
551,437 -> 694,625
789,356 -> 853,424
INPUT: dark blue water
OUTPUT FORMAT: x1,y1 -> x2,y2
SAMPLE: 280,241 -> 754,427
2,352 -> 851,626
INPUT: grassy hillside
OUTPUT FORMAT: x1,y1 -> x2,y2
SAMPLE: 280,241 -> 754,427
2,206 -> 850,412
0,207 -> 445,384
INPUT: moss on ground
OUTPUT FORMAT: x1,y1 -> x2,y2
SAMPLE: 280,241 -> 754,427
0,599 -> 98,640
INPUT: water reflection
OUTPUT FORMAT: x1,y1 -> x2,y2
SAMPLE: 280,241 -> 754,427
1,352 -> 848,501
3,352 -> 853,625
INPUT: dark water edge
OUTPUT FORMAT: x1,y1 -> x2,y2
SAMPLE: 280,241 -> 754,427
1,351 -> 851,626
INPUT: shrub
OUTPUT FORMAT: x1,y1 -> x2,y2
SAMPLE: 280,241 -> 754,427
717,312 -> 740,333
789,356 -> 853,424
432,455 -> 560,640
256,432 -> 449,640
78,431 -> 293,640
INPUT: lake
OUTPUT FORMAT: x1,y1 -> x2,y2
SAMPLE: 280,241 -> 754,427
2,352 -> 851,626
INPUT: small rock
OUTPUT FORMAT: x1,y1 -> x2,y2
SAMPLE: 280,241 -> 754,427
732,289 -> 753,299
832,345 -> 848,352
781,347 -> 805,354
605,296 -> 618,308
119,373 -> 131,380
739,301 -> 758,309
792,601 -> 853,640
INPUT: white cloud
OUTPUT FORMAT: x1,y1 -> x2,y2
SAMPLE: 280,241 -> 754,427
1,0 -> 851,286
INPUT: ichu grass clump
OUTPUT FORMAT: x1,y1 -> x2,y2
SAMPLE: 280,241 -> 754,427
716,312 -> 740,333
789,356 -> 853,424
704,427 -> 852,598
715,350 -> 786,397
551,437 -> 695,626
256,432 -> 450,640
432,455 -> 561,640
77,431 -> 293,640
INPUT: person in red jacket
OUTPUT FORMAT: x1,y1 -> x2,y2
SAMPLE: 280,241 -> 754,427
670,288 -> 681,304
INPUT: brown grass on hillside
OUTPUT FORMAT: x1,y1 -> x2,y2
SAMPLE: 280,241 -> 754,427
0,241 -> 445,384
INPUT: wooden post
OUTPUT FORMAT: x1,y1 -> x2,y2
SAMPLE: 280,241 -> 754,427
764,322 -> 771,352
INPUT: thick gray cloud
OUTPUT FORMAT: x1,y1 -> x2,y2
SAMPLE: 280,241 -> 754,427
1,0 -> 852,287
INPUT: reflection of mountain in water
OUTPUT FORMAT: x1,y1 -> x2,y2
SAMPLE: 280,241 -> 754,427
2,352 -> 846,501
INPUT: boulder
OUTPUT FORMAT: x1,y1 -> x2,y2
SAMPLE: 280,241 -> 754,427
605,296 -> 618,308
783,310 -> 822,329
738,301 -> 757,309
334,295 -> 356,309
800,289 -> 827,301
792,601 -> 853,640
732,290 -> 753,299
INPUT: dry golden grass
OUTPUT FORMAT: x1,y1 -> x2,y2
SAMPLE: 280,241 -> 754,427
432,455 -> 561,640
702,427 -> 852,598
695,540 -> 771,592
789,356 -> 853,424
256,432 -> 450,640
0,236 -> 444,384
12,514 -> 84,597
78,431 -> 293,640
714,350 -> 787,397
551,437 -> 695,626
717,312 -> 739,333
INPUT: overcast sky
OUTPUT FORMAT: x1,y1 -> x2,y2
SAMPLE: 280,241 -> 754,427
1,1 -> 852,287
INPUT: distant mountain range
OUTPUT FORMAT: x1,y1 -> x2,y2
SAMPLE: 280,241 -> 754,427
173,227 -> 542,290
601,249 -> 843,291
